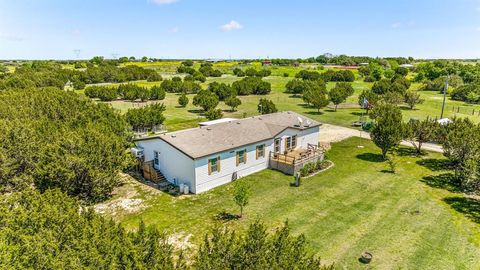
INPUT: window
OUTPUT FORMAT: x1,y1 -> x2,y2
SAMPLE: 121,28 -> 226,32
256,144 -> 265,159
274,138 -> 281,153
286,137 -> 292,150
285,136 -> 297,151
236,149 -> 247,166
208,156 -> 220,175
153,151 -> 159,166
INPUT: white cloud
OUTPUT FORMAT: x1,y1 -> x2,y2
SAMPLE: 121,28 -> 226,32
149,0 -> 179,5
220,20 -> 243,32
168,27 -> 179,33
476,26 -> 480,31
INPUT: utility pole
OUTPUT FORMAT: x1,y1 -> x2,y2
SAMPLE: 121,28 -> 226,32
440,75 -> 449,119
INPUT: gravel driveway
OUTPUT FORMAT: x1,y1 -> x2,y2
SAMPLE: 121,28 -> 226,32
319,123 -> 443,153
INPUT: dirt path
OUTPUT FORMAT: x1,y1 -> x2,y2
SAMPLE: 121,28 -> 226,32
319,123 -> 443,153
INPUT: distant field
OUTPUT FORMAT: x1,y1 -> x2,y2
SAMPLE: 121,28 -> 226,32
105,138 -> 480,269
76,61 -> 480,131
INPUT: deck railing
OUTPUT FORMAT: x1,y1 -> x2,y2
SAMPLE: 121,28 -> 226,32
269,144 -> 323,166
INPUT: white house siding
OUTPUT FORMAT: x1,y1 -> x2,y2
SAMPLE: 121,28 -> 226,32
194,139 -> 274,193
136,125 -> 320,194
274,126 -> 320,153
298,126 -> 320,148
136,139 -> 196,192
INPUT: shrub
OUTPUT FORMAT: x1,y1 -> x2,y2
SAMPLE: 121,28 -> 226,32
205,108 -> 223,120
178,94 -> 189,107
232,77 -> 271,95
150,85 -> 166,100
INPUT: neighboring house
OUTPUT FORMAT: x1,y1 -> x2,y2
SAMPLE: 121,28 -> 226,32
133,111 -> 323,194
262,60 -> 272,66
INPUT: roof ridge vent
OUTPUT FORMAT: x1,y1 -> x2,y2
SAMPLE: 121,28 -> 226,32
237,121 -> 241,124
171,134 -> 176,138
207,127 -> 212,130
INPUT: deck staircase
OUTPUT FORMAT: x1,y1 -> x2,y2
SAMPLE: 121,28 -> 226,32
143,161 -> 168,186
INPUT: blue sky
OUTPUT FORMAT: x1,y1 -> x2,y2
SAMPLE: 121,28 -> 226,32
1,0 -> 480,59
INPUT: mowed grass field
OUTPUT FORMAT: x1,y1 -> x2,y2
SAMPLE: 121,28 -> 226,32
99,69 -> 480,131
109,138 -> 480,269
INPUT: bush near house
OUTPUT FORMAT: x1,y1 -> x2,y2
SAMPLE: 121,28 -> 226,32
299,160 -> 330,177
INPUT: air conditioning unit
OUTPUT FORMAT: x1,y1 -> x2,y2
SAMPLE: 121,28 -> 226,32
131,147 -> 144,158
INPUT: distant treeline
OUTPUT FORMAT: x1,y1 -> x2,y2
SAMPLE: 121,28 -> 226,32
0,60 -> 161,91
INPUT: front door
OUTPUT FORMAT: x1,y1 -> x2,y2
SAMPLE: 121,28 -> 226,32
153,151 -> 160,170
274,138 -> 281,153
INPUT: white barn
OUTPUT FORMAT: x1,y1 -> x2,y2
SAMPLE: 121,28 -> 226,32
134,111 -> 322,194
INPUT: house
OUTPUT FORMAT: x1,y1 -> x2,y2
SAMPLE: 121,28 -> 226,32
262,60 -> 272,66
133,111 -> 323,193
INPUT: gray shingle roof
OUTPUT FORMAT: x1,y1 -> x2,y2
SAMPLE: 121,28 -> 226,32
136,111 -> 320,159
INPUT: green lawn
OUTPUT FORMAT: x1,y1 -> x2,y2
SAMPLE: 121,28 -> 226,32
101,73 -> 480,131
112,138 -> 480,269
80,60 -> 480,131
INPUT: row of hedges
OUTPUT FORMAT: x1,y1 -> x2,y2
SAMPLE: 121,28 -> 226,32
299,160 -> 331,177
84,84 -> 166,101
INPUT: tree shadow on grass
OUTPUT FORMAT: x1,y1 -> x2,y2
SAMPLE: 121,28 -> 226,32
420,173 -> 463,193
214,211 -> 240,222
443,197 -> 480,224
187,109 -> 204,114
350,112 -> 365,116
394,147 -> 418,157
356,153 -> 384,163
416,158 -> 452,171
304,111 -> 324,116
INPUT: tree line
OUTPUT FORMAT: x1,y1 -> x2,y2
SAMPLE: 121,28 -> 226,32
0,88 -> 131,202
0,59 -> 162,91
0,188 -> 332,269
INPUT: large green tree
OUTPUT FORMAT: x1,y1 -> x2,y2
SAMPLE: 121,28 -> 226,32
195,221 -> 332,269
443,118 -> 480,190
193,90 -> 219,112
0,88 -> 130,202
369,103 -> 405,159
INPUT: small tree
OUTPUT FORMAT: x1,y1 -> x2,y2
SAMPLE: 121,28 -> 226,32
150,85 -> 166,100
328,82 -> 354,111
258,98 -> 278,114
205,108 -> 223,120
225,96 -> 242,112
193,90 -> 219,112
233,182 -> 249,218
405,118 -> 437,154
370,103 -> 404,159
307,90 -> 329,113
443,118 -> 480,187
404,90 -> 424,109
178,94 -> 189,107
285,79 -> 305,96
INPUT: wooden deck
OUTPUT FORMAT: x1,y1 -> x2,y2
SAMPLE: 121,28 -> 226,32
269,144 -> 325,175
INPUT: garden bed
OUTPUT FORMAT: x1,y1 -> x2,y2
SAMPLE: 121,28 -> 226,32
299,160 -> 334,178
